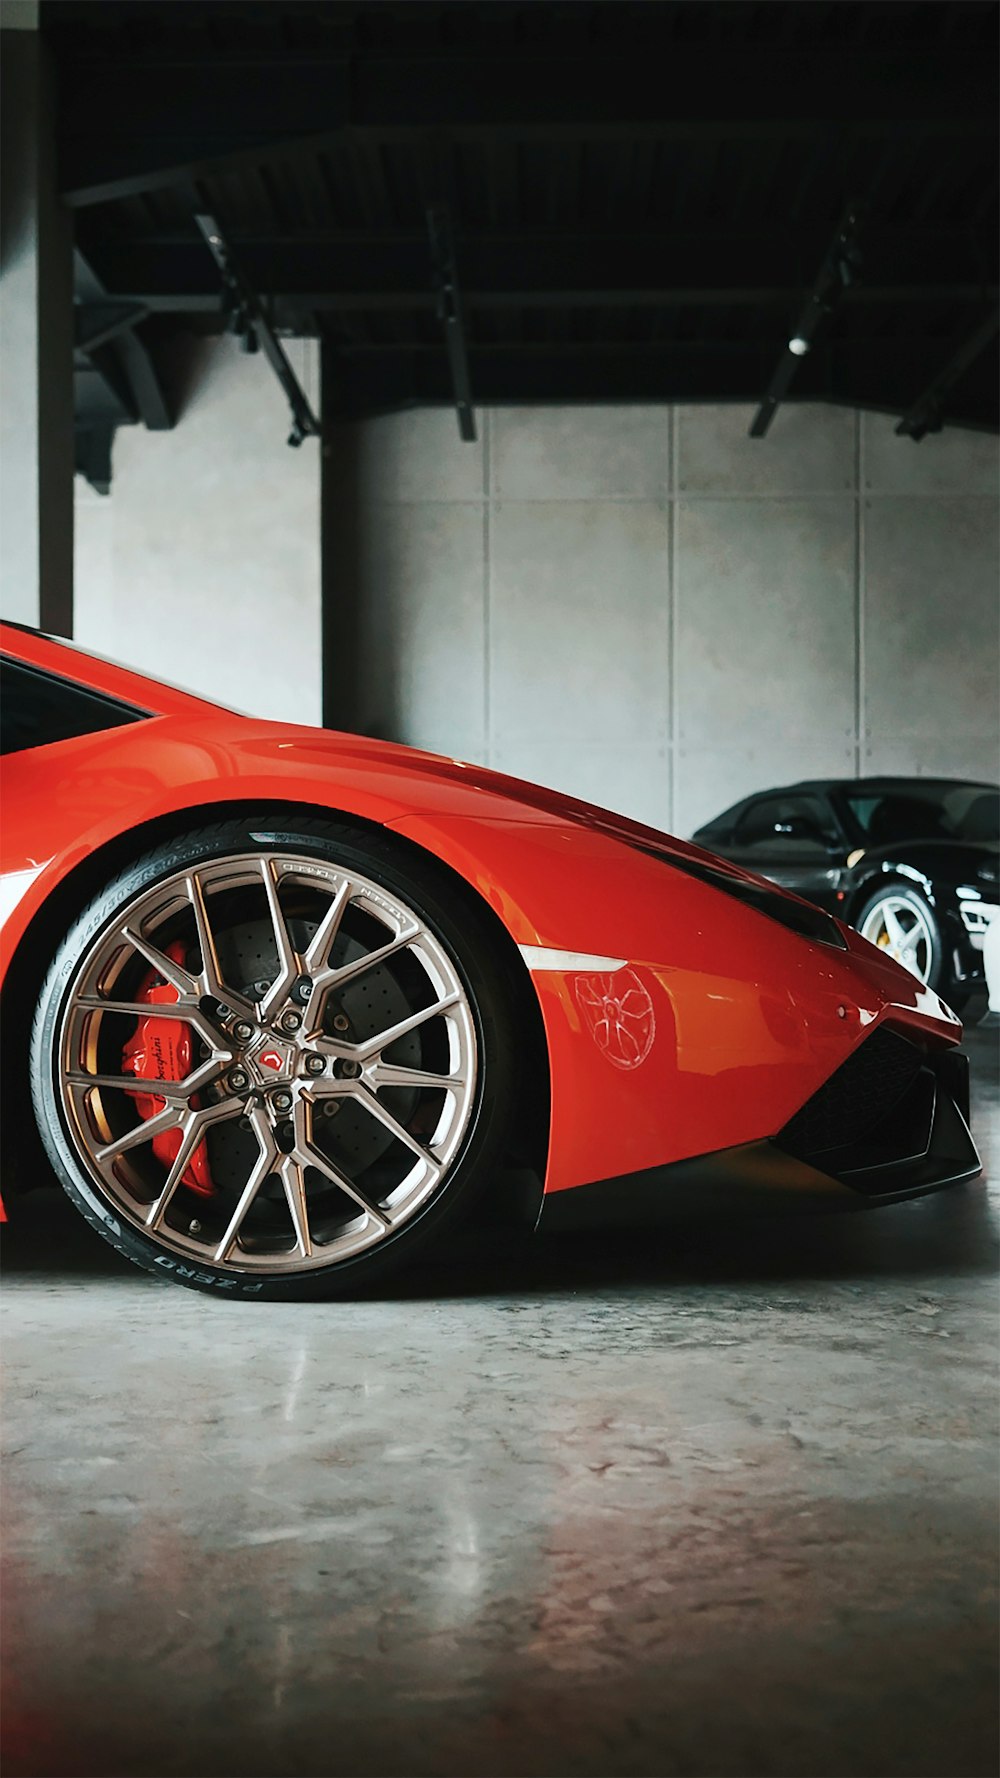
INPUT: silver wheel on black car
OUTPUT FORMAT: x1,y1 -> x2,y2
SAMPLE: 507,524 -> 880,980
857,884 -> 941,987
30,817 -> 516,1296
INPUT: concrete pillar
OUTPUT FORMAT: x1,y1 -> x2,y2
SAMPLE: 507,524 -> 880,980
0,4 -> 74,634
320,347 -> 362,733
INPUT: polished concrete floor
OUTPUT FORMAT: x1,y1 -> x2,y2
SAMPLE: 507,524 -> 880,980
2,1026 -> 998,1778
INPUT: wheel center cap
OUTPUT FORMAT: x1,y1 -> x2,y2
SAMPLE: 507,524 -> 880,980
246,1034 -> 296,1084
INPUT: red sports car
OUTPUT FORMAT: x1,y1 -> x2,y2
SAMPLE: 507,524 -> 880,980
0,623 -> 980,1297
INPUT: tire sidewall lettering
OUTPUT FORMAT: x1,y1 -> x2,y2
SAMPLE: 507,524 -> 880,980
153,1255 -> 263,1292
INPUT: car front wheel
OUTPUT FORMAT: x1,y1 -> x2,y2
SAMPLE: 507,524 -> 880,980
30,815 -> 516,1297
856,883 -> 942,991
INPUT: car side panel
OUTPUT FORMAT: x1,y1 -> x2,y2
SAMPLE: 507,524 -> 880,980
390,812 -> 961,1193
1,712 -> 962,1205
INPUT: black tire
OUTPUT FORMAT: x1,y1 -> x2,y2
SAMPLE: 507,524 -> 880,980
30,814 -> 518,1298
853,881 -> 944,993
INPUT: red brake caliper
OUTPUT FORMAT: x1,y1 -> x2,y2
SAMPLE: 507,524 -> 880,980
121,940 -> 216,1196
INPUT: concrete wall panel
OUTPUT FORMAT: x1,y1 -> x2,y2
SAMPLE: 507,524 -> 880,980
492,738 -> 671,831
75,336 -> 321,725
328,407 -> 485,505
489,500 -> 671,745
863,414 -> 999,496
348,501 -> 487,762
862,734 -> 1000,782
492,405 -> 671,501
675,497 -> 856,751
864,497 -> 999,746
677,403 -> 855,495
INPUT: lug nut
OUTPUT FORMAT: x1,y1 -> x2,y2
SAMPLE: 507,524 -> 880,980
294,980 -> 313,1004
305,1054 -> 326,1076
271,1088 -> 294,1114
229,1069 -> 250,1093
279,1010 -> 302,1034
339,1059 -> 361,1080
332,1012 -> 350,1032
233,1020 -> 254,1043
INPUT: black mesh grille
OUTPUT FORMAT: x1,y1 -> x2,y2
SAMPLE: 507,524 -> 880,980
780,1028 -> 924,1161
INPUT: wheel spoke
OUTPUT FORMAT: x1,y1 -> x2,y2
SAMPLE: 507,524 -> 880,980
353,992 -> 461,1061
214,1112 -> 278,1262
312,926 -> 420,999
145,1088 -> 247,1230
95,1100 -> 185,1163
76,995 -> 233,1063
186,871 -> 255,1018
280,1156 -> 313,1258
144,1113 -> 204,1231
353,1085 -> 440,1174
78,996 -> 204,1021
883,906 -> 908,952
257,858 -> 301,1018
296,1137 -> 391,1230
67,1070 -> 192,1102
67,1045 -> 230,1101
302,877 -> 353,975
370,1061 -> 466,1093
121,926 -> 199,999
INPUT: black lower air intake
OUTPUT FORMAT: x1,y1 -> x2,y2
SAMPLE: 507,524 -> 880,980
777,1026 -> 978,1200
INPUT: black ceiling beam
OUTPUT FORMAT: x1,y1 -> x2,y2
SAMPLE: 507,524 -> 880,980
76,229 -> 996,314
427,204 -> 475,443
56,47 -> 996,207
82,287 -> 995,321
74,300 -> 149,355
750,201 -> 865,438
74,425 -> 117,499
318,337 -> 992,418
194,213 -> 320,446
895,307 -> 1000,440
74,250 -> 172,437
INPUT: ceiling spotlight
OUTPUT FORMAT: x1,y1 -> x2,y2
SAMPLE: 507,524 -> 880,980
788,335 -> 810,357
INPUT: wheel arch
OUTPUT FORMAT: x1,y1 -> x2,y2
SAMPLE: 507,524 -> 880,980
843,865 -> 936,927
2,796 -> 550,1200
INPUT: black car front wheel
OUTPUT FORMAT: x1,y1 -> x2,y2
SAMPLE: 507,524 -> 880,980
856,882 -> 942,993
30,815 -> 517,1297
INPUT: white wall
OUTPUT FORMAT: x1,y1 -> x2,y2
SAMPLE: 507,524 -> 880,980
76,378 -> 998,840
329,403 -> 999,836
75,334 -> 321,724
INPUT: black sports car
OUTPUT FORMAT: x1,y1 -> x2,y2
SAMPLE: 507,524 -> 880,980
693,778 -> 1000,1016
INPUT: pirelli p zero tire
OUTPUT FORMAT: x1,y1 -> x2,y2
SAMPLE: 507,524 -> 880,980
30,815 -> 517,1298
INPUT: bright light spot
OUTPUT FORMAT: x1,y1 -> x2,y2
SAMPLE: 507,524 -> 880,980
788,336 -> 810,357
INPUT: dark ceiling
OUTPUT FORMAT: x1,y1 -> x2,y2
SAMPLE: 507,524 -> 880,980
43,0 -> 999,472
